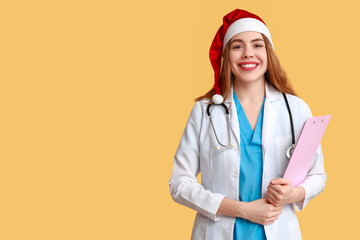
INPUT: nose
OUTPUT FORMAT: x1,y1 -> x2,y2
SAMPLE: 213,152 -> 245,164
241,46 -> 254,58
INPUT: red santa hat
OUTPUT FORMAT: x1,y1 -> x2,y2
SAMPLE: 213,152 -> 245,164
209,9 -> 275,104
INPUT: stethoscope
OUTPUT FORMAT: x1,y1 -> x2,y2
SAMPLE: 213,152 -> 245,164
207,93 -> 295,159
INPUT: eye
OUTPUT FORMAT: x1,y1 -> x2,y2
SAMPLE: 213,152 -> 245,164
255,44 -> 264,48
232,45 -> 242,49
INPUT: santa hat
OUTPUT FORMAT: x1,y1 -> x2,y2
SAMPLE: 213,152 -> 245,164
209,9 -> 275,104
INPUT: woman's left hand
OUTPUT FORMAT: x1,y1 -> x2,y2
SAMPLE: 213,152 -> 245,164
266,178 -> 296,207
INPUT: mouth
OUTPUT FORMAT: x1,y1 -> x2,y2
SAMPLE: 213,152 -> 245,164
238,63 -> 259,71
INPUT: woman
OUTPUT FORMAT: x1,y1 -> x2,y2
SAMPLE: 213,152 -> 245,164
169,9 -> 326,240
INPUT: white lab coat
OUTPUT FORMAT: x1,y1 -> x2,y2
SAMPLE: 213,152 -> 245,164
168,81 -> 327,240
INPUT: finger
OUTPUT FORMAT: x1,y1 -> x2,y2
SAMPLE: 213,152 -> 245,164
271,178 -> 290,185
269,202 -> 283,212
269,178 -> 281,185
270,205 -> 283,213
267,200 -> 284,212
267,188 -> 281,201
266,195 -> 277,207
268,184 -> 285,195
273,205 -> 283,212
271,209 -> 283,217
266,192 -> 279,207
264,216 -> 279,225
267,184 -> 284,194
265,197 -> 273,204
268,216 -> 279,223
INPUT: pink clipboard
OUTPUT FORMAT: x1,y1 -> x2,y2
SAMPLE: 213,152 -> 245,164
283,115 -> 332,187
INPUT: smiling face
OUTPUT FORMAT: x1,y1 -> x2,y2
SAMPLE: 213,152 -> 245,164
228,31 -> 268,84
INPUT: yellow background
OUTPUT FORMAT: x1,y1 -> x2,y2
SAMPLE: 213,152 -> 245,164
0,0 -> 358,239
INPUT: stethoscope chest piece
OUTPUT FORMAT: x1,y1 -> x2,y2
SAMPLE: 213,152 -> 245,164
286,144 -> 295,159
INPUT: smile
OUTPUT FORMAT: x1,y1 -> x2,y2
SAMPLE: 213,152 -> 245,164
238,63 -> 259,71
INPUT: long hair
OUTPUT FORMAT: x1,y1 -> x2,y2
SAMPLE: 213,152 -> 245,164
195,33 -> 297,102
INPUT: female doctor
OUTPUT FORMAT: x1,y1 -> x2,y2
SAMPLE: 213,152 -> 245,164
169,9 -> 326,240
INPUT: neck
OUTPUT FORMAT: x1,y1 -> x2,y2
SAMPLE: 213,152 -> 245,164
233,78 -> 266,105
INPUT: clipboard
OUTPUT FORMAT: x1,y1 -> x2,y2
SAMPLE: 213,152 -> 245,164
283,115 -> 332,187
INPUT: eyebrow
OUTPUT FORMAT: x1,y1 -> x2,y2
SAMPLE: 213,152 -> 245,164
230,38 -> 264,44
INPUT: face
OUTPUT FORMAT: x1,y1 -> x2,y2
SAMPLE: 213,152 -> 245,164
228,31 -> 268,84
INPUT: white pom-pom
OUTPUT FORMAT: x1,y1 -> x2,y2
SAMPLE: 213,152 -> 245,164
212,94 -> 224,104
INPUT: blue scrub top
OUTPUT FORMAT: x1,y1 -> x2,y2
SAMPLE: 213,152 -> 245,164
233,91 -> 266,240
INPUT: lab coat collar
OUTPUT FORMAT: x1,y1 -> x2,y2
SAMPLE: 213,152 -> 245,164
226,80 -> 283,150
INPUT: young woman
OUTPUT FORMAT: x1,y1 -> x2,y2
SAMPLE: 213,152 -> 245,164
169,9 -> 326,240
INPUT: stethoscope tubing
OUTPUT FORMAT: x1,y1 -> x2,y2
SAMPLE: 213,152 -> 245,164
282,93 -> 296,158
206,93 -> 296,158
207,103 -> 234,149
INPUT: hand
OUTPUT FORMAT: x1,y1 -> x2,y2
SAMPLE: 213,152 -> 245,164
266,178 -> 295,207
242,198 -> 283,225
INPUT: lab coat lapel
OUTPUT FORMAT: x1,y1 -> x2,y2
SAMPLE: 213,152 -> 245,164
226,83 -> 240,147
225,81 -> 282,149
262,82 -> 282,150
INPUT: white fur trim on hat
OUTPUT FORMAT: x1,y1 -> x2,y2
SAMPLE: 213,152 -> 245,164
222,18 -> 274,52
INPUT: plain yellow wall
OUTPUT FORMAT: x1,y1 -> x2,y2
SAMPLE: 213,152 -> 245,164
0,0 -> 358,239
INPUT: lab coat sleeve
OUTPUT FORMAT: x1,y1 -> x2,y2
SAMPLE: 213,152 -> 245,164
293,101 -> 327,211
169,101 -> 226,222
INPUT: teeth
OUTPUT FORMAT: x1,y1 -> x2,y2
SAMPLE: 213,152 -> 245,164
240,64 -> 257,68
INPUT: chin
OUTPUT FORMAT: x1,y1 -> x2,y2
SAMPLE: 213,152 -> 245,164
235,77 -> 265,83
